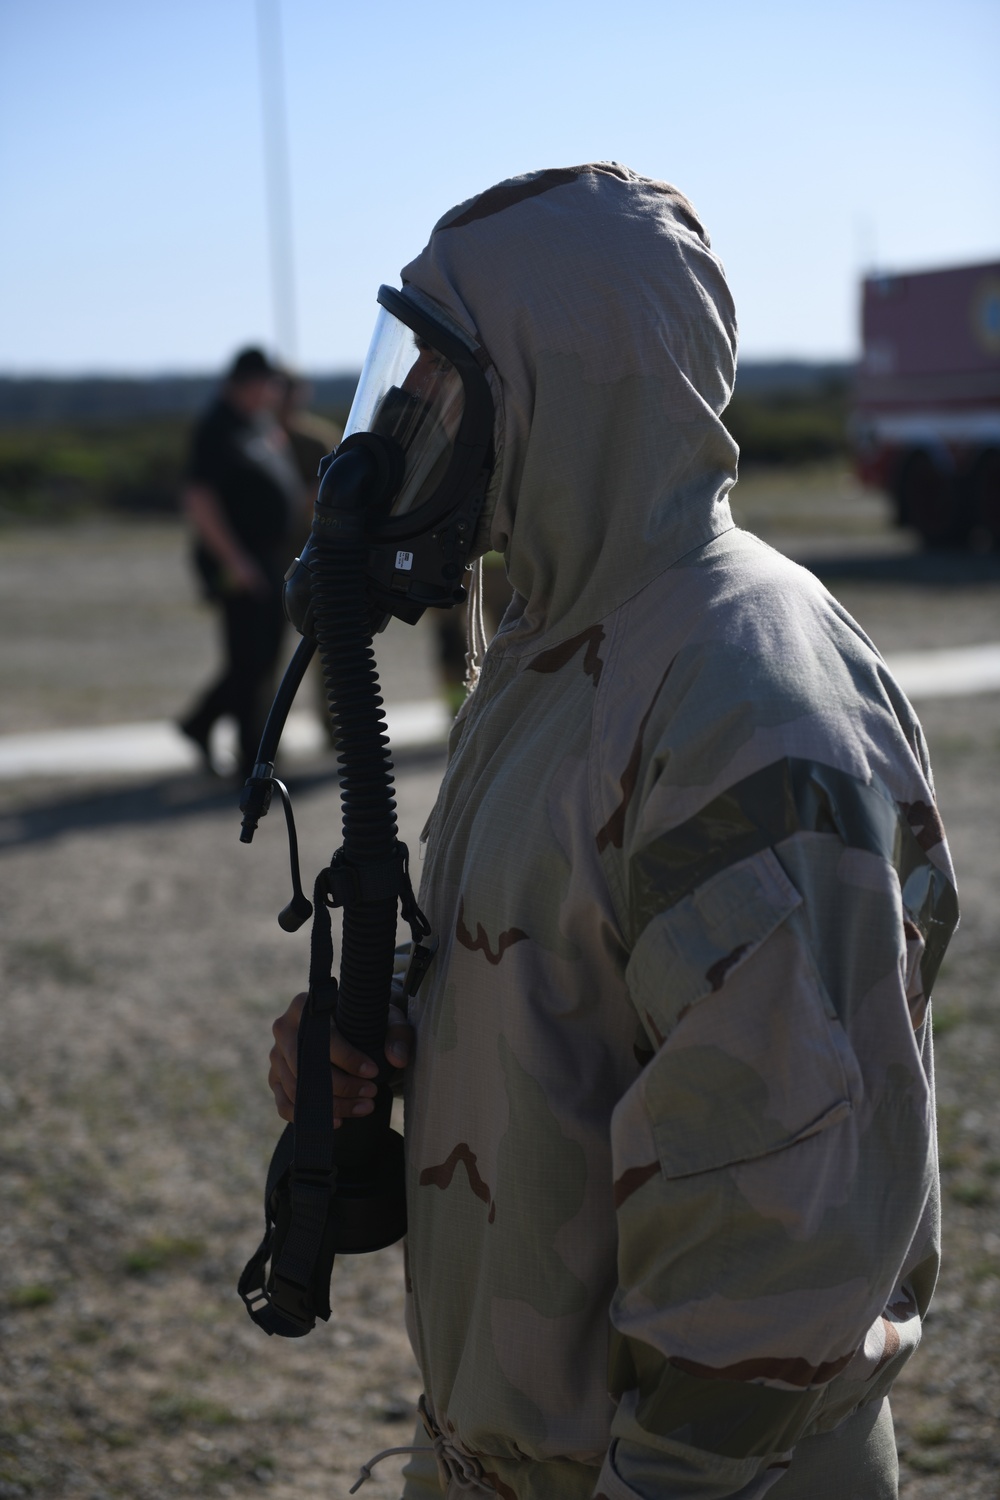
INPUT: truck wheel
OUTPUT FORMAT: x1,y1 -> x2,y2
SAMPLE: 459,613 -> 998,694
896,451 -> 967,550
968,449 -> 1000,549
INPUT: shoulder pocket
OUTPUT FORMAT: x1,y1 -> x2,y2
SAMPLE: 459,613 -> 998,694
626,847 -> 802,1041
626,847 -> 856,1178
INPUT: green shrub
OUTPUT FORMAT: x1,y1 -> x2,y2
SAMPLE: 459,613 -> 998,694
123,1235 -> 205,1274
7,1283 -> 57,1309
0,420 -> 189,518
723,380 -> 850,466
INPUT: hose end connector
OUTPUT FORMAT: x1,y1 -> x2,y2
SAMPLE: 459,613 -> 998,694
239,765 -> 275,843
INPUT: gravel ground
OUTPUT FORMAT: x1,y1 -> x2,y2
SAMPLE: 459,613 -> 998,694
0,467 -> 998,1497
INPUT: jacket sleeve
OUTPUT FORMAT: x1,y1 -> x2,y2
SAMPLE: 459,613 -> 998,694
595,787 -> 947,1499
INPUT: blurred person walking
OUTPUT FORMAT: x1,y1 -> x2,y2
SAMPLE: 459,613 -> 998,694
179,347 -> 304,779
276,368 -> 342,507
275,369 -> 344,746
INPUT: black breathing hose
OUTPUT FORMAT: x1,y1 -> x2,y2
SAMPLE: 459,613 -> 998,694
309,449 -> 403,1180
314,525 -> 398,1051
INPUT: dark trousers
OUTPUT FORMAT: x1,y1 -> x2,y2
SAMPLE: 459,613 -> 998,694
183,589 -> 286,776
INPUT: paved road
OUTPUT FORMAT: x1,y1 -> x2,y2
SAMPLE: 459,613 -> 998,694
1,643 -> 998,783
0,699 -> 450,780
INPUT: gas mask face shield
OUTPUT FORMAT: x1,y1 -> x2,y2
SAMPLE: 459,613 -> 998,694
285,285 -> 496,634
345,305 -> 467,520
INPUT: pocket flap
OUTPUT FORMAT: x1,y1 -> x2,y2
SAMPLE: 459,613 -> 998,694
626,847 -> 802,1045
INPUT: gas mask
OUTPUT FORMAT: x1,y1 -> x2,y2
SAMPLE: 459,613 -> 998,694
236,287 -> 494,1338
284,285 -> 495,634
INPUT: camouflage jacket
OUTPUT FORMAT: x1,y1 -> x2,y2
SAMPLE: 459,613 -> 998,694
392,165 -> 957,1499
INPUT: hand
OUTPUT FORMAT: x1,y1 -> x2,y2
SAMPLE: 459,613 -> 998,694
268,992 -> 413,1127
224,552 -> 270,597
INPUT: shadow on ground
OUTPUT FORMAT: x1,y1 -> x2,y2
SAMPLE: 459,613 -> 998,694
0,745 -> 448,851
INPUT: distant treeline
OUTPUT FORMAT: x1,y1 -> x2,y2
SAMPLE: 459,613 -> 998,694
0,373 -> 360,428
725,365 -> 851,467
0,362 -> 852,520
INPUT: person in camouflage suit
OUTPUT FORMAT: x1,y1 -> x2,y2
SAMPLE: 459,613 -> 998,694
269,164 -> 957,1499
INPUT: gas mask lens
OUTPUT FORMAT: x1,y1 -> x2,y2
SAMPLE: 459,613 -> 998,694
344,306 -> 466,516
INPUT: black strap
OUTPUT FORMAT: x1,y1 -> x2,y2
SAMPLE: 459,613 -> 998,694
398,842 -> 432,943
271,872 -> 338,1285
322,841 -> 431,942
238,871 -> 339,1335
239,847 -> 428,1336
237,1126 -> 305,1335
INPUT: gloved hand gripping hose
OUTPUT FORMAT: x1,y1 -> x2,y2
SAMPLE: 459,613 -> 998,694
239,443 -> 429,1337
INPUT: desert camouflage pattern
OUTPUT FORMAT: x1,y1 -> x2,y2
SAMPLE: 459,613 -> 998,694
391,165 -> 957,1499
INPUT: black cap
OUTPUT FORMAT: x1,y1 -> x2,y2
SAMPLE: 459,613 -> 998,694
226,347 -> 278,384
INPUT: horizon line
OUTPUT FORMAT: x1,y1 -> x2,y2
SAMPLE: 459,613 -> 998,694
0,354 -> 858,382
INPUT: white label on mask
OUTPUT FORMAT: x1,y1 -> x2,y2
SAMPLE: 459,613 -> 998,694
395,551 -> 414,571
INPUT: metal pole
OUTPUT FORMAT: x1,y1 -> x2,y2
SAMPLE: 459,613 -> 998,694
256,0 -> 298,362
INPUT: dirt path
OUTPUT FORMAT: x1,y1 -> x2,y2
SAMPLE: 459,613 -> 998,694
1,471 -> 998,1496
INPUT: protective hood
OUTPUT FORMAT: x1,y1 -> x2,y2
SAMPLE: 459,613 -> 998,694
400,162 -> 739,648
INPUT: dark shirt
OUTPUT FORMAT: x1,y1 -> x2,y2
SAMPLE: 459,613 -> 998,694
186,397 -> 301,575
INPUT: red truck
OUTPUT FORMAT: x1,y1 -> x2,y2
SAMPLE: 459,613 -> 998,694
852,259 -> 1000,548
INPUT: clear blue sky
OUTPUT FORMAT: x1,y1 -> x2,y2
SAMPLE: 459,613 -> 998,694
1,0 -> 997,374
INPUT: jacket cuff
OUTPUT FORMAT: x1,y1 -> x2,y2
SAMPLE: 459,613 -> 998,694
594,1435 -> 790,1500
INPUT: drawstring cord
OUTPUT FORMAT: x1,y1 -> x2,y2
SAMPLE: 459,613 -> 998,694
464,556 -> 488,695
351,1396 -> 492,1494
349,1441 -> 489,1494
349,1444 -> 428,1493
